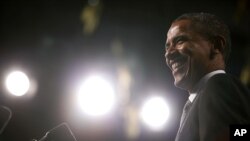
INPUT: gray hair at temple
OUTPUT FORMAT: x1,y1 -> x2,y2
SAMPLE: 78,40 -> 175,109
173,12 -> 231,65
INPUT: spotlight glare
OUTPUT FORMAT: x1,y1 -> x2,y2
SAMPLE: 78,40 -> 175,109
5,71 -> 30,96
140,96 -> 169,130
77,75 -> 115,117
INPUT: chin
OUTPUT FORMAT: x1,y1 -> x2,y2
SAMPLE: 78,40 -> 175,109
174,75 -> 191,91
174,81 -> 188,90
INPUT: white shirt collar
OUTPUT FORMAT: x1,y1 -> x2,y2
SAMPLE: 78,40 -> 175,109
188,70 -> 225,103
203,70 -> 225,82
189,94 -> 196,102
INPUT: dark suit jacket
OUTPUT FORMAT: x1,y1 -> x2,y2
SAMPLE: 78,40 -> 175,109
175,73 -> 250,141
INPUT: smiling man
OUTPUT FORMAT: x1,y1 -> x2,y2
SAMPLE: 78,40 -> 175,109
165,13 -> 250,141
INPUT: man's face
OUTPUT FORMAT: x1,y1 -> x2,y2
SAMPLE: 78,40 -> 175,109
165,19 -> 213,91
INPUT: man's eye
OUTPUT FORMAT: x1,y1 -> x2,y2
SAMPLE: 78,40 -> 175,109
177,39 -> 185,44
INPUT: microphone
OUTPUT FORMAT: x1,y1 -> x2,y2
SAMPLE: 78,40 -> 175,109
37,122 -> 77,141
0,105 -> 12,135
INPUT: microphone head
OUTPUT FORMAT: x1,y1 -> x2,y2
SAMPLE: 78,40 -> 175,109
0,106 -> 12,135
39,122 -> 77,141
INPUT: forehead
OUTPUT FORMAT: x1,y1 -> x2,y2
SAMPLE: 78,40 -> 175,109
167,20 -> 193,40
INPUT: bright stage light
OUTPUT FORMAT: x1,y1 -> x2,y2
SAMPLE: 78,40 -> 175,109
5,71 -> 30,96
77,75 -> 115,117
140,96 -> 169,130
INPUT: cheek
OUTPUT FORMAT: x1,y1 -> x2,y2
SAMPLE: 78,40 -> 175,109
178,44 -> 193,56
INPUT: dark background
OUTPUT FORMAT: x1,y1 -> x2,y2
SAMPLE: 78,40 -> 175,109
0,0 -> 249,140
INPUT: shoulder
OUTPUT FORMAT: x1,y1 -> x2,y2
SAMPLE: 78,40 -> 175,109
207,73 -> 240,85
198,73 -> 250,120
195,73 -> 250,140
204,73 -> 249,96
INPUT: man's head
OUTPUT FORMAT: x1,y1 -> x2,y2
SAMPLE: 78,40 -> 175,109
165,13 -> 231,92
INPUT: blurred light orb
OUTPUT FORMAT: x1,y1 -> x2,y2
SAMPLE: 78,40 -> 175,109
77,75 -> 115,117
5,71 -> 30,96
140,96 -> 169,130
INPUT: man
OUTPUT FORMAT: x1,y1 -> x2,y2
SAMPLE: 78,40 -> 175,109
165,13 -> 250,141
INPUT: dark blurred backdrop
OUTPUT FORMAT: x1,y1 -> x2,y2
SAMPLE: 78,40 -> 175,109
0,0 -> 249,141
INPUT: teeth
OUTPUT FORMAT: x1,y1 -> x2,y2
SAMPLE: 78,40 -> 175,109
172,63 -> 177,70
172,62 -> 182,70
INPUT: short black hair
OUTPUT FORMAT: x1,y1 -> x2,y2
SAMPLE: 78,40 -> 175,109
173,12 -> 231,64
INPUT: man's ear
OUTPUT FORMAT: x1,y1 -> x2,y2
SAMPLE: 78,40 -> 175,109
209,35 -> 226,60
212,35 -> 226,54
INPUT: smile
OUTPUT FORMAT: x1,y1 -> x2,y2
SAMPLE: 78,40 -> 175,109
170,56 -> 188,73
172,62 -> 185,71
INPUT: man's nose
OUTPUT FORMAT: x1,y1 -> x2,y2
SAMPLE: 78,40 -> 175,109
165,45 -> 177,60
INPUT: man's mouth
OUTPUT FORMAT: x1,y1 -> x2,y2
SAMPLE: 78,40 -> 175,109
170,57 -> 188,74
172,62 -> 185,71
